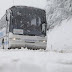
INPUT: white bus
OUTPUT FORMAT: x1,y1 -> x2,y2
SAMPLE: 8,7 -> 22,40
0,6 -> 47,50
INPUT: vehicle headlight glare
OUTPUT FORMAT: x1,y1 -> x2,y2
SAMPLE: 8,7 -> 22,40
13,38 -> 16,40
39,40 -> 46,42
43,40 -> 46,42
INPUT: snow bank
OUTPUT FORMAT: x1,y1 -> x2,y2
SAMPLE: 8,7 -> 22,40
47,18 -> 72,52
0,49 -> 72,72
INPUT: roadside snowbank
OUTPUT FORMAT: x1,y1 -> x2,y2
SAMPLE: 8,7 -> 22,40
0,49 -> 72,72
47,18 -> 72,52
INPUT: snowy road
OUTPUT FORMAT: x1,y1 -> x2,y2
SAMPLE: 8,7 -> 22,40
0,49 -> 72,72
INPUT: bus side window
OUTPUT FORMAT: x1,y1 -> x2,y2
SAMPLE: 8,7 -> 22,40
6,10 -> 10,21
0,14 -> 7,29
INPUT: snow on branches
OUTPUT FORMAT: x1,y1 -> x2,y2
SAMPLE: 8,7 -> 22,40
46,0 -> 72,30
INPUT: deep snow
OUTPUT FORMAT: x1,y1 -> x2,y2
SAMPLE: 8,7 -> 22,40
47,18 -> 72,52
0,49 -> 72,72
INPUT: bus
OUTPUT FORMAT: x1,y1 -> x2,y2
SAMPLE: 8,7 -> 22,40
0,6 -> 47,50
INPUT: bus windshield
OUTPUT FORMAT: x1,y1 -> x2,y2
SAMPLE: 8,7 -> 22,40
10,6 -> 46,36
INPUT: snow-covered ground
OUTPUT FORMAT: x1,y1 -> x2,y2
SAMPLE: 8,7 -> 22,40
47,18 -> 72,53
0,49 -> 72,72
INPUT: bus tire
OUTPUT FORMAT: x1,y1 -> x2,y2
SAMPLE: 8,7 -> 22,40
18,47 -> 21,49
8,48 -> 11,49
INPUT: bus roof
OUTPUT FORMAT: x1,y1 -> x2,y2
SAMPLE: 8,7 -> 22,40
9,6 -> 46,20
9,6 -> 46,13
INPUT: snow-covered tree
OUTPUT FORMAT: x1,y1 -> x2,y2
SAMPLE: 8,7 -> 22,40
46,0 -> 72,30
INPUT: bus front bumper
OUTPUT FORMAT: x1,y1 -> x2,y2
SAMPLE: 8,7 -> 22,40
9,40 -> 46,50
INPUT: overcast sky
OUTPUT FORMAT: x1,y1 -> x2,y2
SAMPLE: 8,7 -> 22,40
0,0 -> 47,19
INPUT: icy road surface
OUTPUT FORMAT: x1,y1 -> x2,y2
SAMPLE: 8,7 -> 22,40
0,49 -> 72,72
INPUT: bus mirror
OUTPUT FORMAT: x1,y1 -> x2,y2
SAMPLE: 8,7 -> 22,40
42,23 -> 45,33
6,16 -> 8,21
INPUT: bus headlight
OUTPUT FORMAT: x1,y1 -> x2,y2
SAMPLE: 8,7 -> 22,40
10,38 -> 21,40
39,40 -> 47,43
12,38 -> 16,40
43,40 -> 46,43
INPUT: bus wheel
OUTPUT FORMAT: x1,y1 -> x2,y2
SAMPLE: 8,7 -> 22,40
2,39 -> 4,49
8,48 -> 11,49
18,47 -> 21,49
